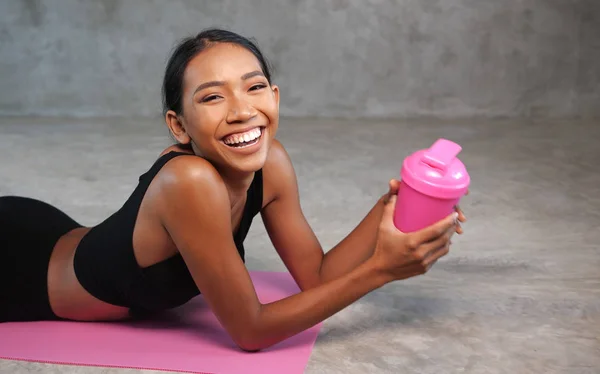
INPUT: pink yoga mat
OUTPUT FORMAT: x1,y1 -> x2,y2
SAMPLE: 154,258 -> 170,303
0,271 -> 321,374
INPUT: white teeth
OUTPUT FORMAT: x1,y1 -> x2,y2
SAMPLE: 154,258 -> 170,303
224,127 -> 262,145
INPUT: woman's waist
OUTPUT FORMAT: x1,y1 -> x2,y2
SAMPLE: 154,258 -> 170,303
48,226 -> 132,321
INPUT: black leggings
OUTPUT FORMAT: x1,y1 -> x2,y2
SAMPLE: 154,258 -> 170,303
0,196 -> 82,323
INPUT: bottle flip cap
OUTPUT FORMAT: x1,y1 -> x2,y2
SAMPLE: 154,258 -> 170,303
401,138 -> 470,199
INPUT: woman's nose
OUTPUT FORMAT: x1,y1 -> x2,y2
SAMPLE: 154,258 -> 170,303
226,100 -> 257,124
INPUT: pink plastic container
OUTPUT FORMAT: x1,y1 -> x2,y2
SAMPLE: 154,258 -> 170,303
393,138 -> 470,233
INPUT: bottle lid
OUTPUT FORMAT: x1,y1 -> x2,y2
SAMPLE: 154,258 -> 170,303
401,138 -> 470,199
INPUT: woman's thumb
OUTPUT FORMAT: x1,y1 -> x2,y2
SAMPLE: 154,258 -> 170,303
382,194 -> 397,220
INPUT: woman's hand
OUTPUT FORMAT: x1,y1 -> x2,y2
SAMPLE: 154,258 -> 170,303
382,179 -> 401,205
383,179 -> 467,235
372,192 -> 460,281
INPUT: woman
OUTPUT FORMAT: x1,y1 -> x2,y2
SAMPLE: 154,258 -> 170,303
0,28 -> 466,351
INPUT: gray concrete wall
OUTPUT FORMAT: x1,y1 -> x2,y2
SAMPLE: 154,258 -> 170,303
0,0 -> 598,119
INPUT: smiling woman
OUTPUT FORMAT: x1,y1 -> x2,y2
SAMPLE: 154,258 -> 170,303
0,28 -> 465,352
161,30 -> 279,178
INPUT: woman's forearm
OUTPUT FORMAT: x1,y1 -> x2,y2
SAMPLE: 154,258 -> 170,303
240,257 -> 391,351
317,194 -> 387,284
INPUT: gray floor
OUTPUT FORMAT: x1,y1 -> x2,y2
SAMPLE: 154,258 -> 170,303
1,116 -> 599,374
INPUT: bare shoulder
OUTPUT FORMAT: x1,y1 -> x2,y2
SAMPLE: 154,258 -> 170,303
153,154 -> 230,209
262,139 -> 299,207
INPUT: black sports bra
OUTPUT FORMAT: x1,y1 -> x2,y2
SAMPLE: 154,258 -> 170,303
72,151 -> 263,315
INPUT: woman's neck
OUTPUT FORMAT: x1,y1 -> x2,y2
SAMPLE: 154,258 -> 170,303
219,168 -> 255,202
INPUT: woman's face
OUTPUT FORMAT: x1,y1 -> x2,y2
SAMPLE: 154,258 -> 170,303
167,42 -> 280,174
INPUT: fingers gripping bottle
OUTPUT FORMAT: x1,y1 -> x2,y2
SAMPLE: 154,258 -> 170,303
393,138 -> 470,233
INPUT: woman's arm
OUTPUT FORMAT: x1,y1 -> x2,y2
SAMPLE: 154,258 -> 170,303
261,140 -> 389,288
155,156 -> 391,351
261,141 -> 466,287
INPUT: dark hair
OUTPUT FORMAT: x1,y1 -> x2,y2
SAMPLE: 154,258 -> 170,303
161,28 -> 273,117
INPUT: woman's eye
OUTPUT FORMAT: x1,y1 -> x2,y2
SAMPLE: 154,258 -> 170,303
202,95 -> 220,102
249,84 -> 267,91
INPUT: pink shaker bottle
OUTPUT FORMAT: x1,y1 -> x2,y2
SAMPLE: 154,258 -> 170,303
393,138 -> 470,233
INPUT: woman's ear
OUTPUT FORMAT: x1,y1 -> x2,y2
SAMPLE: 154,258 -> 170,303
165,110 -> 191,144
271,84 -> 280,109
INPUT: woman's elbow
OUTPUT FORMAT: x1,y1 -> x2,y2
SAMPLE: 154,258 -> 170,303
231,324 -> 281,352
226,306 -> 285,352
236,342 -> 263,353
232,333 -> 269,352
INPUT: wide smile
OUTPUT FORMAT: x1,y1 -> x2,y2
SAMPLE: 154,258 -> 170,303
220,126 -> 265,153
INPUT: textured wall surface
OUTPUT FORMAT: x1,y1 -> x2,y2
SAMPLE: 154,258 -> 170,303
0,0 -> 598,119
